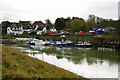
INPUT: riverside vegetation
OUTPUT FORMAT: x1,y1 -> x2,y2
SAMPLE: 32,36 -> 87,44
2,45 -> 88,80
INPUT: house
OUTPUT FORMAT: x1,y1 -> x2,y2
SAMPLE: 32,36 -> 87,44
19,21 -> 32,32
7,26 -> 24,35
50,27 -> 57,33
36,31 -> 42,35
19,21 -> 31,27
36,26 -> 47,35
1,21 -> 17,34
35,25 -> 39,30
104,27 -> 116,32
32,21 -> 44,30
36,26 -> 57,35
42,27 -> 47,33
4,21 -> 55,35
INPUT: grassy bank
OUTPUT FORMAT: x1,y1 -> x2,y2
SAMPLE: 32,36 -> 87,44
2,45 -> 87,79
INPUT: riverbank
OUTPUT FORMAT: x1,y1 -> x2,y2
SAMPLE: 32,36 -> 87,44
2,45 -> 88,79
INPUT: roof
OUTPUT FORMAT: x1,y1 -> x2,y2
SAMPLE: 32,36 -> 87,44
19,21 -> 31,24
104,27 -> 116,30
19,21 -> 32,29
33,21 -> 43,25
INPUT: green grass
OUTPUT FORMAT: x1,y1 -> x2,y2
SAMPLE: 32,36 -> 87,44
2,45 -> 87,79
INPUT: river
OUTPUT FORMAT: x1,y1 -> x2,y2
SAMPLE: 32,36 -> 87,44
12,44 -> 119,78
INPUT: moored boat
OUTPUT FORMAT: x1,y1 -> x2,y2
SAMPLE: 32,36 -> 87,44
27,38 -> 45,45
75,41 -> 92,47
65,40 -> 74,46
52,41 -> 63,47
52,39 -> 74,47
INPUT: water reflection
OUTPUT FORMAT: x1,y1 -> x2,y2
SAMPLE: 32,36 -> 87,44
13,44 -> 119,78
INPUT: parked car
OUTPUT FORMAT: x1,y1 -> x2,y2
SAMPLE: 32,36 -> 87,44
79,31 -> 87,35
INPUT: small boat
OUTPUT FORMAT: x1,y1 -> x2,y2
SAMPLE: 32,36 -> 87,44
52,41 -> 63,47
75,41 -> 92,47
27,38 -> 45,45
64,40 -> 74,46
53,39 -> 70,47
44,40 -> 51,46
52,39 -> 74,47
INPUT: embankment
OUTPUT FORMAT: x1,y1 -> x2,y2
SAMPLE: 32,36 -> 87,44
2,45 -> 88,79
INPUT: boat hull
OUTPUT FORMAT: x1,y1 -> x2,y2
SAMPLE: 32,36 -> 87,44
53,44 -> 68,47
45,43 -> 51,46
67,43 -> 74,46
75,44 -> 92,47
28,43 -> 35,45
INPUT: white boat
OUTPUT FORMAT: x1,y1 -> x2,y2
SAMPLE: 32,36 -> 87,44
64,40 -> 74,46
52,41 -> 63,46
52,39 -> 74,47
27,38 -> 45,45
75,41 -> 92,47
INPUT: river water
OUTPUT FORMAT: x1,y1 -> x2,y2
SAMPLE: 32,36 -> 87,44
12,44 -> 119,78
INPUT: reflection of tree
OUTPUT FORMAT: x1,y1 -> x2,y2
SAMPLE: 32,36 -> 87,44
56,55 -> 63,59
86,57 -> 94,65
56,47 -> 119,65
69,57 -> 84,64
28,44 -> 119,65
86,48 -> 119,65
61,48 -> 86,64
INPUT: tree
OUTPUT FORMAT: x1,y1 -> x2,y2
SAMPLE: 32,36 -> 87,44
55,18 -> 66,30
71,19 -> 85,32
65,17 -> 72,29
45,19 -> 53,30
116,20 -> 120,35
45,19 -> 52,25
88,14 -> 96,22
1,21 -> 11,34
72,17 -> 80,20
86,19 -> 96,30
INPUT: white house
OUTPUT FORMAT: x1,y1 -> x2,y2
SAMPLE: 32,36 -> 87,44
7,27 -> 24,35
35,25 -> 39,30
50,27 -> 57,33
36,31 -> 42,35
36,26 -> 57,35
42,27 -> 47,33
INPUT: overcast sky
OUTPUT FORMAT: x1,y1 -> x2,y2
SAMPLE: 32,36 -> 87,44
0,0 -> 119,23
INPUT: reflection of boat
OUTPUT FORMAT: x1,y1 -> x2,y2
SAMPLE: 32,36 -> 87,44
75,41 -> 92,47
77,47 -> 91,50
27,38 -> 45,45
90,58 -> 104,65
97,47 -> 115,51
44,40 -> 51,46
28,44 -> 50,50
62,47 -> 73,50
